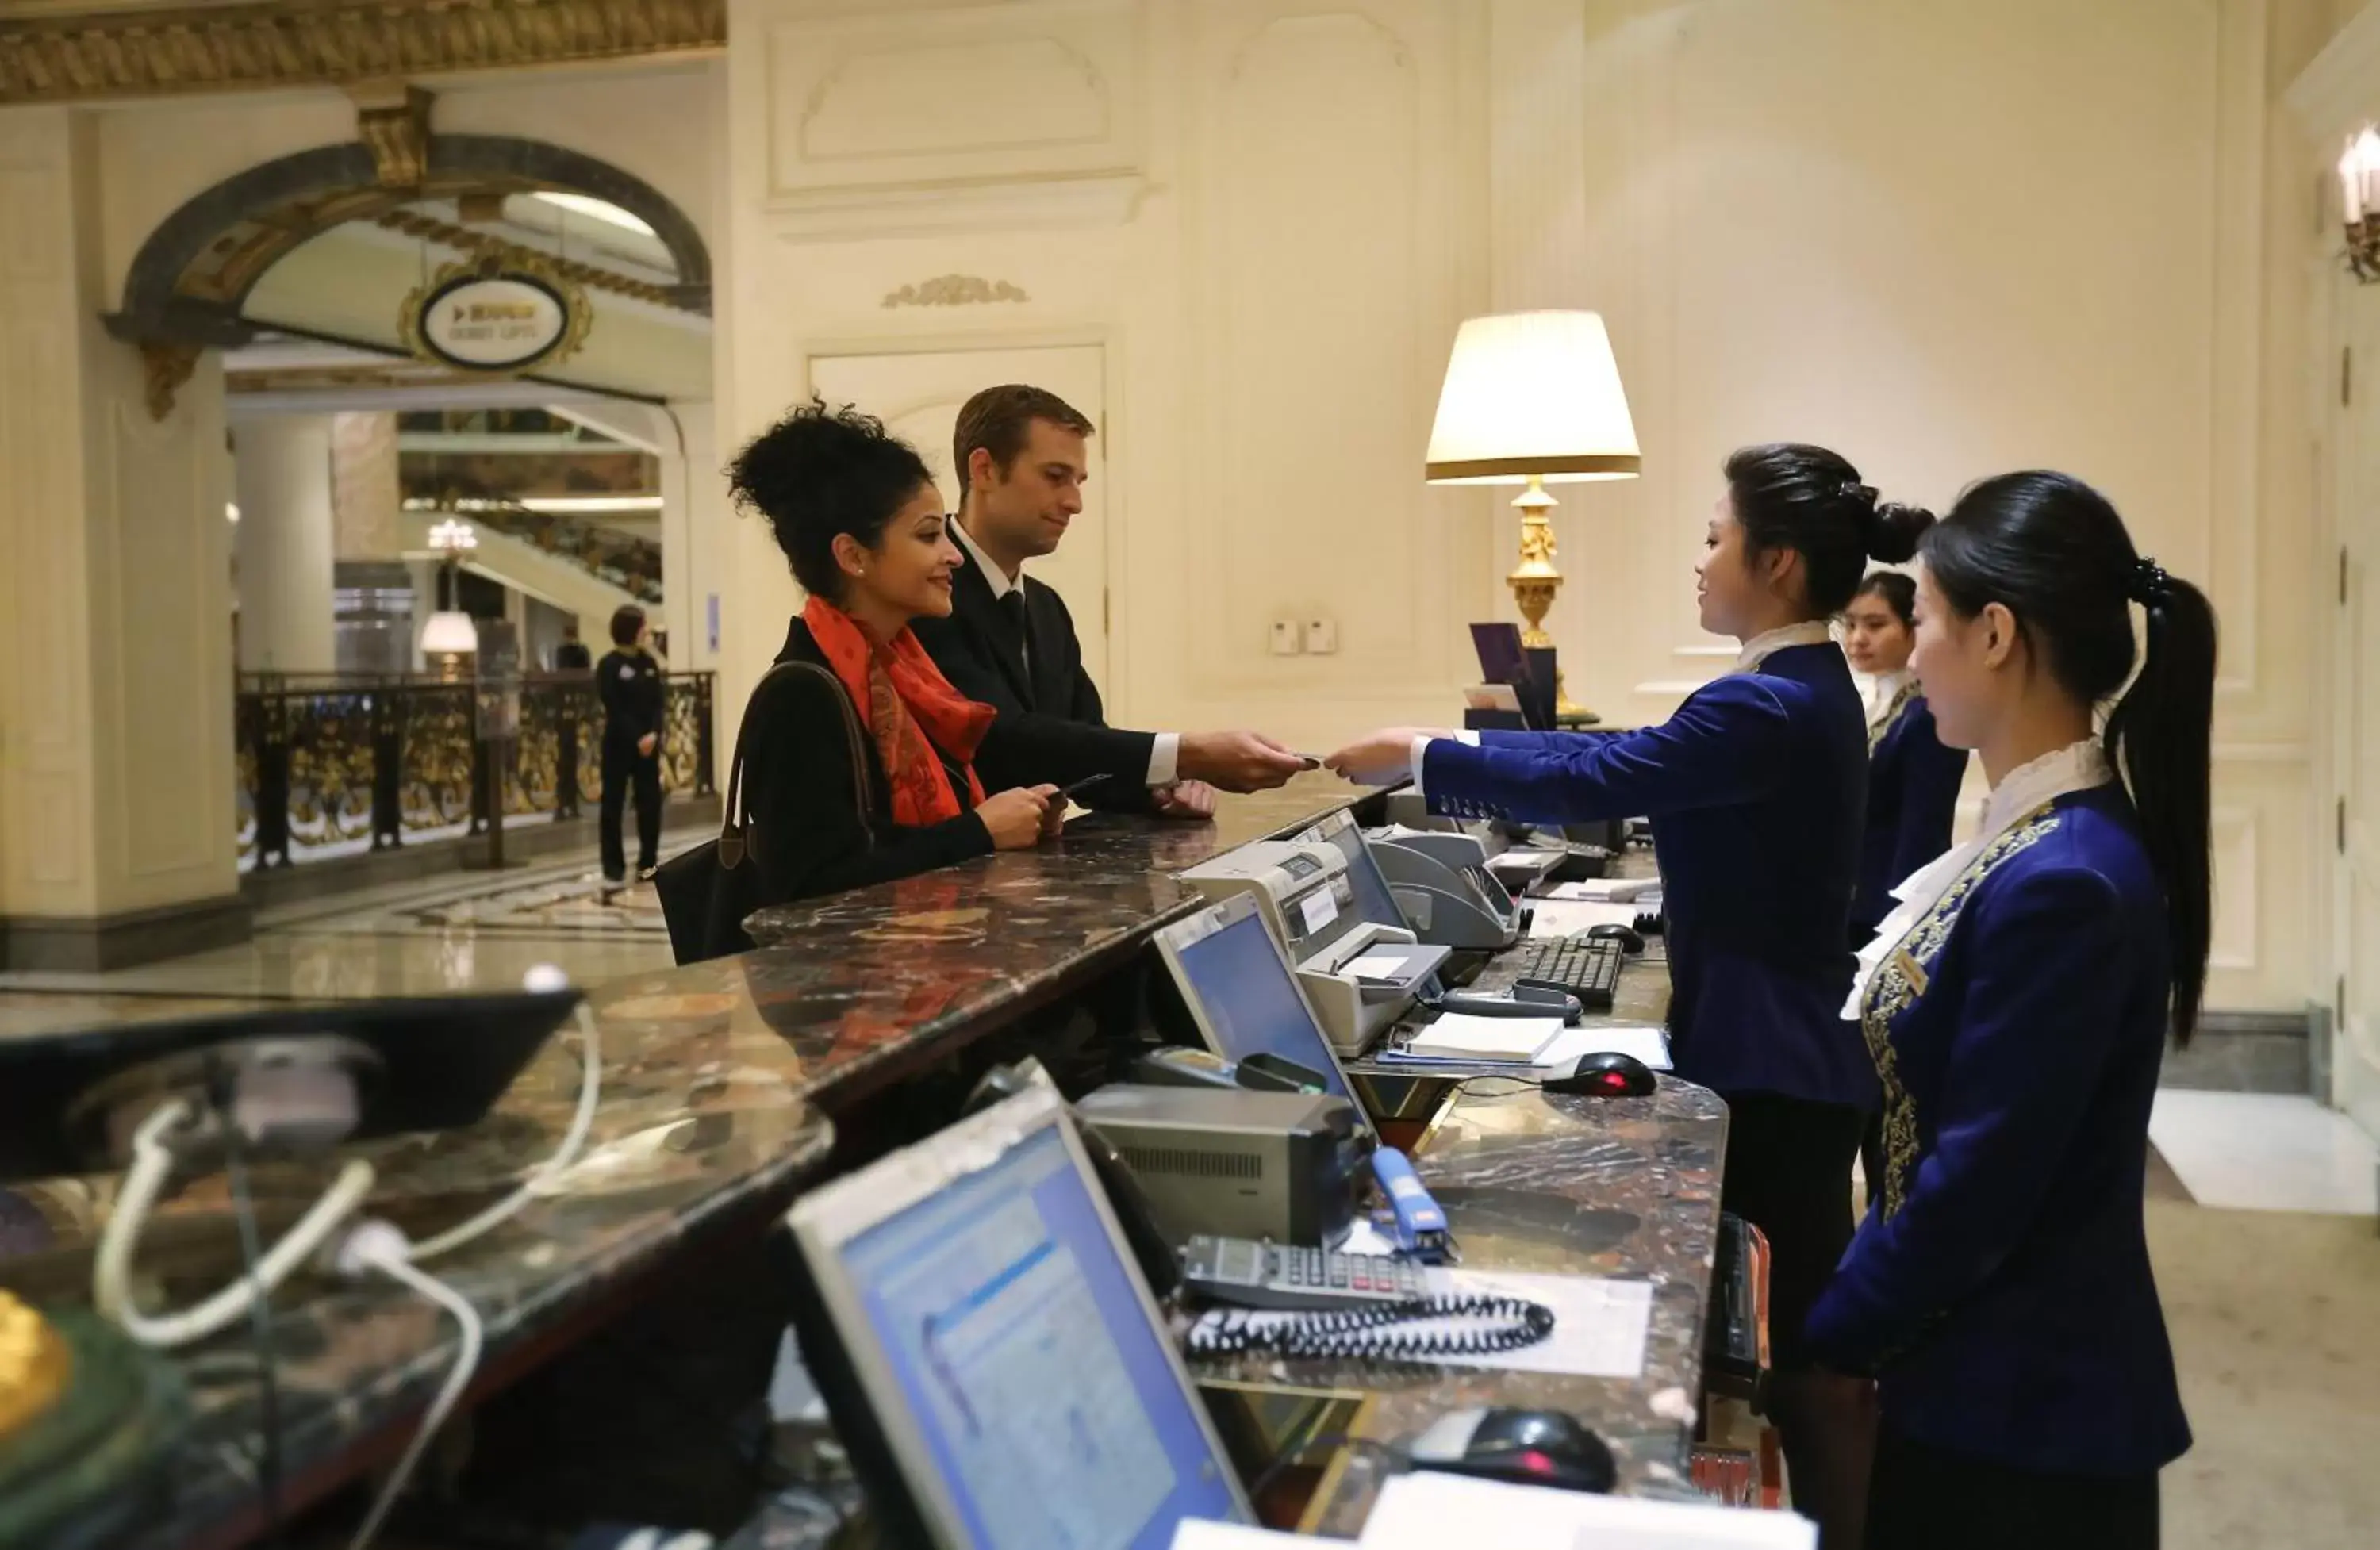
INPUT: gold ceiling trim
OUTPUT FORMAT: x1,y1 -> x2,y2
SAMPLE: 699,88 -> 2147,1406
0,0 -> 726,104
374,209 -> 693,313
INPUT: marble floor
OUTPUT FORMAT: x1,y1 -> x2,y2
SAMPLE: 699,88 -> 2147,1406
2149,1090 -> 2380,1216
0,823 -> 706,1040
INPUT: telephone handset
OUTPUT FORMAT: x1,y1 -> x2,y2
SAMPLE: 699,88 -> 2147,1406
1177,1235 -> 1557,1362
1180,1234 -> 1426,1311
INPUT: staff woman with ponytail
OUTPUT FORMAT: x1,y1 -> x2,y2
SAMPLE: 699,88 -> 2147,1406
1330,444 -> 1928,1549
1806,471 -> 2208,1548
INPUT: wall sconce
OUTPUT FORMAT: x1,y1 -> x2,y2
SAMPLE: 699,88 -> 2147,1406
2338,129 -> 2380,282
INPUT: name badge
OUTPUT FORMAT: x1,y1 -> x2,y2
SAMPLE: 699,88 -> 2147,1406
1891,945 -> 1929,996
620,664 -> 636,680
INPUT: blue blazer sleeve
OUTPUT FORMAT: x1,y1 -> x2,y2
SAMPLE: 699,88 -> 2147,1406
1804,865 -> 2133,1371
1420,676 -> 1794,826
1888,707 -> 1968,888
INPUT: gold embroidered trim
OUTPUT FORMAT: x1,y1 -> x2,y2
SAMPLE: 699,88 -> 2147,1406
1868,680 -> 1919,754
1860,803 -> 2063,1219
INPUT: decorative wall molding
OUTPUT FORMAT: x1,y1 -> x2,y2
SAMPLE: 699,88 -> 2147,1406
109,132 -> 714,414
0,0 -> 725,104
761,0 -> 1142,213
352,82 -> 433,191
2209,804 -> 2260,971
375,209 -> 689,311
766,172 -> 1143,243
881,274 -> 1031,309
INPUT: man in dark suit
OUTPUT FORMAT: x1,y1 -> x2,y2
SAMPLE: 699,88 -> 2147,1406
912,384 -> 1308,815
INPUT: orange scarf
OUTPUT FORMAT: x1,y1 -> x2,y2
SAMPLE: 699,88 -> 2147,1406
802,597 -> 992,827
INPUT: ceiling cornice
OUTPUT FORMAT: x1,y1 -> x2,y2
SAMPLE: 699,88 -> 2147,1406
0,0 -> 724,105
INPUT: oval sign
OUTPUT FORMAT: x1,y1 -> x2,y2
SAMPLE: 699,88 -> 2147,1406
414,272 -> 574,373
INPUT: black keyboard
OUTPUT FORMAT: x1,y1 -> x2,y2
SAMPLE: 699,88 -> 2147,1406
1507,932 -> 1626,1011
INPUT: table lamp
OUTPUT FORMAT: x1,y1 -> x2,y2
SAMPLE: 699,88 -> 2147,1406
1425,310 -> 1640,717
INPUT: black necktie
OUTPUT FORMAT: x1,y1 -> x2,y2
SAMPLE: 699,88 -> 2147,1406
999,589 -> 1034,692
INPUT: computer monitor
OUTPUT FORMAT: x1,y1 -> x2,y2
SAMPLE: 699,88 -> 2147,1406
1151,895 -> 1373,1141
783,1083 -> 1253,1549
1296,808 -> 1407,931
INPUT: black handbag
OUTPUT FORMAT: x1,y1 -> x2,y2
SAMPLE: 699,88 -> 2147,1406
654,660 -> 875,964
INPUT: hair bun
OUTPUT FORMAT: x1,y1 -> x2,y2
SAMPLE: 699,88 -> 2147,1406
1865,499 -> 1935,565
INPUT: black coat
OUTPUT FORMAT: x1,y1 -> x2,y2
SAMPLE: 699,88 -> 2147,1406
909,543 -> 1157,811
595,648 -> 665,749
740,618 -> 993,907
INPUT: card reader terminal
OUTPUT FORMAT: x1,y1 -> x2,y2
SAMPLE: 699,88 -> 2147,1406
1181,837 -> 1450,1057
1367,827 -> 1527,951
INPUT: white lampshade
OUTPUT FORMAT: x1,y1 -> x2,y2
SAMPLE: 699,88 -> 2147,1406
1424,310 -> 1641,485
420,610 -> 480,654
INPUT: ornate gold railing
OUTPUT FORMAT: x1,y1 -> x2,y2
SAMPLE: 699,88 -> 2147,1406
236,672 -> 715,869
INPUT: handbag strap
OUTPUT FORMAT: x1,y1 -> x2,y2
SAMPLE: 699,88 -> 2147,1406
719,659 -> 874,869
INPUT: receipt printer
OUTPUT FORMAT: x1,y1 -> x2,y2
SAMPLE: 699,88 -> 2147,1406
1076,1085 -> 1366,1248
1180,842 -> 1449,1056
1367,827 -> 1526,951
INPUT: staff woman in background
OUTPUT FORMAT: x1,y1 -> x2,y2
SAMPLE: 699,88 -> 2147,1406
1806,472 -> 2205,1549
1842,573 -> 1970,944
1841,571 -> 1970,1199
1328,444 -> 1929,1548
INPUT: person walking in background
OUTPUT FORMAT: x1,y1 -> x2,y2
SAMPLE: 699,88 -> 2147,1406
555,622 -> 593,673
597,604 -> 665,886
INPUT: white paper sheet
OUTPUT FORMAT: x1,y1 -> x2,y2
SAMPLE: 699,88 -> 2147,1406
1343,952 -> 1417,981
1400,1012 -> 1565,1062
1171,1521 -> 1310,1548
1523,898 -> 1646,936
1536,877 -> 1659,903
1426,1270 -> 1654,1378
1356,1473 -> 1816,1550
1530,1022 -> 1673,1072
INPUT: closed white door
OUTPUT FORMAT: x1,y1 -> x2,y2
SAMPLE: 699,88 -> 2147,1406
808,345 -> 1111,693
2335,287 -> 2380,1140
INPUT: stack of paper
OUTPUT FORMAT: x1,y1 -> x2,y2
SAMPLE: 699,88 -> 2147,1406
1357,1472 -> 1814,1549
1537,877 -> 1660,903
1400,1013 -> 1565,1063
1523,898 -> 1646,937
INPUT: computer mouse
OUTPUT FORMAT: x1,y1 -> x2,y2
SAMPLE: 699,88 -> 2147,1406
1585,923 -> 1645,954
1406,1406 -> 1617,1494
1545,1051 -> 1657,1098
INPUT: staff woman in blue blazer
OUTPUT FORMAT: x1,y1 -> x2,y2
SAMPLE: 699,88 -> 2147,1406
1841,572 -> 1970,1202
1806,471 -> 2207,1548
1329,444 -> 1929,1548
1843,573 -> 1970,946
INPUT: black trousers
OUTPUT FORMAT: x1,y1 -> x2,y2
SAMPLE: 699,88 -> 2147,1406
1868,1425 -> 2159,1550
1716,1091 -> 1868,1372
600,739 -> 662,880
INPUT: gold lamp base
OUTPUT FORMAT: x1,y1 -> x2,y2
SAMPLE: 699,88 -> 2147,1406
1508,476 -> 1587,720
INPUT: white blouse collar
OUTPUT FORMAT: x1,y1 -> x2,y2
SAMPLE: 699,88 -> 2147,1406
1733,620 -> 1836,673
1843,737 -> 2114,1019
1868,669 -> 1917,726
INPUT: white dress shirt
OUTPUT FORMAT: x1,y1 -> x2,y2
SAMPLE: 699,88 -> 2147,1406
951,517 -> 1179,787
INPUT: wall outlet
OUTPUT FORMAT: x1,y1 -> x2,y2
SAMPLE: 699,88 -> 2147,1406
1304,618 -> 1338,654
1269,619 -> 1303,656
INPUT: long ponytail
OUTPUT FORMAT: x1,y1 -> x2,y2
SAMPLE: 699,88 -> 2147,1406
2104,570 -> 2219,1045
1920,473 -> 2219,1045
